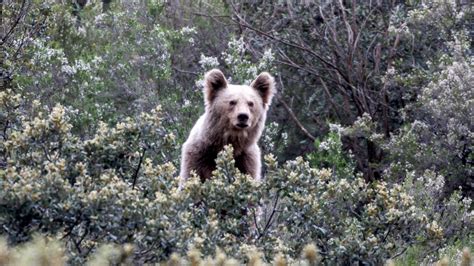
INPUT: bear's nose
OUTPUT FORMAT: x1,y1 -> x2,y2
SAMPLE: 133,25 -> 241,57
237,113 -> 249,122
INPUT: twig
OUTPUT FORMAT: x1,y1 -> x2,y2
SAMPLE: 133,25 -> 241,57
319,77 -> 343,121
132,148 -> 146,189
1,0 -> 28,45
390,246 -> 409,260
258,193 -> 280,240
227,1 -> 350,84
172,66 -> 199,76
252,209 -> 262,237
277,76 -> 316,142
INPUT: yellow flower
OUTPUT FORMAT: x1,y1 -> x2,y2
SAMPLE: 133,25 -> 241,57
154,192 -> 167,204
461,247 -> 471,266
116,122 -> 126,131
426,220 -> 443,238
164,133 -> 176,144
318,168 -> 332,181
302,243 -> 320,264
288,172 -> 298,182
339,178 -> 349,190
386,208 -> 402,222
367,203 -> 378,217
264,153 -> 277,168
122,244 -> 134,256
49,104 -> 65,125
367,235 -> 378,245
167,253 -> 181,266
274,253 -> 287,266
436,257 -> 449,266
88,191 -> 98,201
399,192 -> 414,206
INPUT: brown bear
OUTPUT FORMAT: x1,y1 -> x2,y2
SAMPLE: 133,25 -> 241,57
179,69 -> 275,184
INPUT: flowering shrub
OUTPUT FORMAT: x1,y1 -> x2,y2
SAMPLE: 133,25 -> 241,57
386,51 -> 473,196
1,90 -> 471,264
6,1 -> 194,131
307,124 -> 354,178
1,1 -> 472,265
0,89 -> 177,263
0,236 -> 472,265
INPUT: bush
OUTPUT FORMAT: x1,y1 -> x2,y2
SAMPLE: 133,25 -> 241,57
1,90 -> 472,264
1,236 -> 472,265
386,48 -> 473,196
1,1 -> 472,265
224,0 -> 471,177
4,1 -> 195,133
307,125 -> 355,178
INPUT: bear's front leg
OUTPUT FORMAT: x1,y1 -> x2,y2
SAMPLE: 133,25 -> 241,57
235,144 -> 262,181
180,142 -> 217,185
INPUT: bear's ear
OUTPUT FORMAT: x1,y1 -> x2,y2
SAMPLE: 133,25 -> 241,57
251,72 -> 276,107
204,69 -> 227,105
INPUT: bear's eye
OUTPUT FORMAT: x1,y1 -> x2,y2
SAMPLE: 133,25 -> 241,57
248,101 -> 254,107
229,100 -> 237,106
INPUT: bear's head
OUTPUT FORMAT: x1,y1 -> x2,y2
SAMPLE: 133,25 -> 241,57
203,69 -> 275,132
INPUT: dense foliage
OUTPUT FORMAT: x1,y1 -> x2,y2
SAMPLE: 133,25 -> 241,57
227,0 -> 473,184
1,0 -> 472,265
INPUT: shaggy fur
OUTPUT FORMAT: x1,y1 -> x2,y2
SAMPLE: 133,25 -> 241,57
180,69 -> 275,184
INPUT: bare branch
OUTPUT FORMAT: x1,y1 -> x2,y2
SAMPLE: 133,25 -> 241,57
277,76 -> 316,142
227,1 -> 350,85
1,0 -> 28,45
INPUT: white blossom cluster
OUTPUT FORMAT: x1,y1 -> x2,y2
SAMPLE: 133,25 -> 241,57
198,54 -> 220,69
261,122 -> 288,154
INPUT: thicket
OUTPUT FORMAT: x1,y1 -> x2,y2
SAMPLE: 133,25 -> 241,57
1,0 -> 472,265
226,0 -> 473,189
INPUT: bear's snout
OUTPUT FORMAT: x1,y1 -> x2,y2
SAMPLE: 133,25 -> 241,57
237,113 -> 249,122
236,113 -> 250,128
